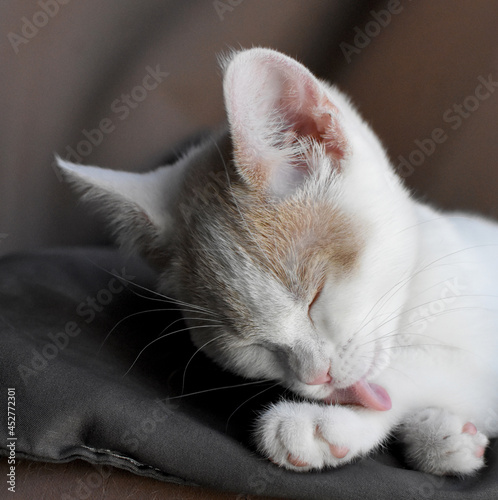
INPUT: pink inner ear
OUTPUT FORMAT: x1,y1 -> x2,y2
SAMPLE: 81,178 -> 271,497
225,49 -> 349,192
277,77 -> 348,164
283,106 -> 348,162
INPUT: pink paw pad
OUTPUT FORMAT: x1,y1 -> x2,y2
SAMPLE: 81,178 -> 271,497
462,422 -> 486,458
462,422 -> 477,435
287,454 -> 309,467
314,426 -> 349,459
329,444 -> 349,459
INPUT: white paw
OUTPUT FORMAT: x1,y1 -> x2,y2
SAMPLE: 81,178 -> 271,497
255,401 -> 385,471
400,407 -> 489,476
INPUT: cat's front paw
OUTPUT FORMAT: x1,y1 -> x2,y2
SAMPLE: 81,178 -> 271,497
255,401 -> 383,471
400,407 -> 489,476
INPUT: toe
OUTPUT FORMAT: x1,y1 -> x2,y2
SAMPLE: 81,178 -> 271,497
329,444 -> 349,458
287,454 -> 309,467
462,422 -> 477,435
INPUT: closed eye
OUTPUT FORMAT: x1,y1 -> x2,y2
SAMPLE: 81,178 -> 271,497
308,283 -> 324,321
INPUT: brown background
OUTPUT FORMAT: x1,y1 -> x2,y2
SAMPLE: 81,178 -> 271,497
1,0 -> 497,258
1,1 -> 497,498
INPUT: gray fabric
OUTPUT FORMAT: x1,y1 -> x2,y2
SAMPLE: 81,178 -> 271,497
0,247 -> 497,499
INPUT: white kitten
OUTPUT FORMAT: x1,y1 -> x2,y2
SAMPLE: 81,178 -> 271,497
57,48 -> 498,476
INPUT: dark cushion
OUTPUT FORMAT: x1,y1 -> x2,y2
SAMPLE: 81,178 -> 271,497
1,248 -> 496,499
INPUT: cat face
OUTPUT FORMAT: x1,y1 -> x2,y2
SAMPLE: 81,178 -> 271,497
58,48 -> 418,408
166,136 -> 415,408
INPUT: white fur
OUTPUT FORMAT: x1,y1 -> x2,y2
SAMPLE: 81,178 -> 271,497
58,48 -> 498,476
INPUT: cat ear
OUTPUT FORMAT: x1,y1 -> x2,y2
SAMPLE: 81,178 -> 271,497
224,48 -> 349,197
56,157 -> 183,264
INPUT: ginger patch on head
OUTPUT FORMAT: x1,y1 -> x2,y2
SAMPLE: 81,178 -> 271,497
236,192 -> 362,301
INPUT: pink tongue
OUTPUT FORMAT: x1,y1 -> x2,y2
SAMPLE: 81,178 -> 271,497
332,378 -> 391,411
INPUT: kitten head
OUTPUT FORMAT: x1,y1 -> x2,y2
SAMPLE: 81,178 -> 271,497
58,48 -> 418,409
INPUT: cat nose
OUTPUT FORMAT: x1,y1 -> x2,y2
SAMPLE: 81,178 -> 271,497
306,370 -> 332,385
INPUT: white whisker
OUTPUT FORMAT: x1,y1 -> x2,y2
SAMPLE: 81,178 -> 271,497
122,323 -> 221,378
225,382 -> 280,432
165,379 -> 274,400
97,309 -> 220,353
181,333 -> 225,393
85,256 -> 219,317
